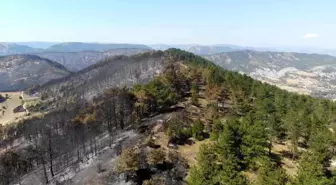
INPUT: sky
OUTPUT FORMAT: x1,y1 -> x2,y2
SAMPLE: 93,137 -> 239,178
1,0 -> 336,48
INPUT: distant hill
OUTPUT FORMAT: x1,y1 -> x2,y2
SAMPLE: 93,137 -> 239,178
46,42 -> 151,52
150,44 -> 196,51
0,55 -> 70,91
150,44 -> 245,55
204,50 -> 336,99
187,45 -> 239,55
14,42 -> 60,49
38,51 -> 167,99
35,48 -> 152,71
150,44 -> 336,57
0,43 -> 43,55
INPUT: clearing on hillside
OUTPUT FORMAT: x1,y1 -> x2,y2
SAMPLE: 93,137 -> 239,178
0,92 -> 41,125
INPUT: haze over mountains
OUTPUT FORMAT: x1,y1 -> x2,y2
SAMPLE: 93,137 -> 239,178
3,42 -> 336,56
14,42 -> 59,49
2,41 -> 336,100
35,48 -> 152,71
0,42 -> 150,55
0,43 -> 43,55
46,42 -> 151,52
150,44 -> 336,56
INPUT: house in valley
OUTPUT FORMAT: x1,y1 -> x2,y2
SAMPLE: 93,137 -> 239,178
13,105 -> 26,113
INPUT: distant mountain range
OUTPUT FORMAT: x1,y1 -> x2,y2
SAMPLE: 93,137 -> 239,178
150,44 -> 336,56
205,50 -> 336,99
0,55 -> 70,91
0,43 -> 43,55
150,44 -> 242,55
0,42 -> 151,56
35,48 -> 152,71
14,42 -> 59,49
150,44 -> 195,51
45,42 -> 151,52
2,42 -> 336,57
3,41 -> 336,99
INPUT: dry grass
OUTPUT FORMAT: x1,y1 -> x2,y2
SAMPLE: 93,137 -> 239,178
177,139 -> 210,166
0,92 -> 25,125
152,128 -> 210,167
281,158 -> 298,177
153,132 -> 169,149
272,142 -> 299,177
0,91 -> 42,125
242,171 -> 258,183
198,98 -> 209,108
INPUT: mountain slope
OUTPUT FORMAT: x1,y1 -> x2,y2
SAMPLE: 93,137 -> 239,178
0,55 -> 71,91
2,49 -> 336,185
46,42 -> 151,52
204,50 -> 336,98
0,43 -> 42,55
38,51 -> 168,99
35,48 -> 152,71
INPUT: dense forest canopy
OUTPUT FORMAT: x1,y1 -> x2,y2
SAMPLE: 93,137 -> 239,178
0,49 -> 335,184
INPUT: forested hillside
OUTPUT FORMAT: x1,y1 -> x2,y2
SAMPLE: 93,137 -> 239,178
35,48 -> 152,71
0,55 -> 71,91
34,51 -> 168,103
0,49 -> 335,185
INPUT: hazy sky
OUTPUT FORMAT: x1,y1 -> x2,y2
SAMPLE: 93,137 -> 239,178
1,0 -> 336,48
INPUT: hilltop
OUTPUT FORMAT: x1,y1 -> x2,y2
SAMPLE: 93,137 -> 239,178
36,50 -> 169,101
